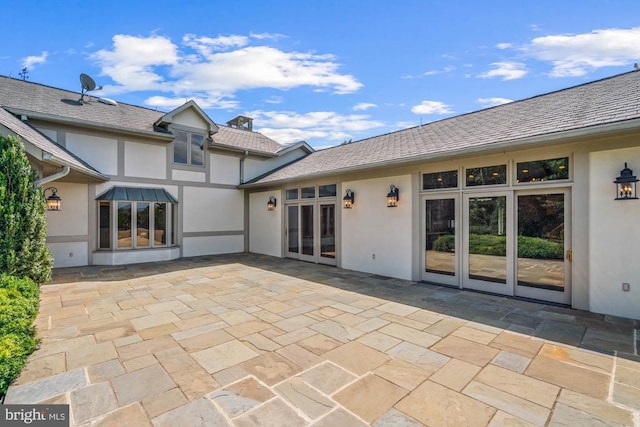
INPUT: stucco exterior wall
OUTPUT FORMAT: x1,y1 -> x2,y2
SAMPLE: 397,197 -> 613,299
588,147 -> 640,319
341,174 -> 414,280
48,242 -> 89,268
124,141 -> 167,179
183,235 -> 244,257
182,187 -> 244,232
244,149 -> 307,182
210,153 -> 240,185
172,169 -> 206,182
66,133 -> 118,175
172,109 -> 208,129
249,191 -> 282,257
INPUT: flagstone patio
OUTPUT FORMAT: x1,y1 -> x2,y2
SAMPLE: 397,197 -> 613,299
4,253 -> 640,426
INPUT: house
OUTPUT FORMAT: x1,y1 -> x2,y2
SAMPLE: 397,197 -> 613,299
0,72 -> 639,319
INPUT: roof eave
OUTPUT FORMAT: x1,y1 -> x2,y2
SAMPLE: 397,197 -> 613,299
5,108 -> 174,142
241,118 -> 640,188
208,141 -> 279,157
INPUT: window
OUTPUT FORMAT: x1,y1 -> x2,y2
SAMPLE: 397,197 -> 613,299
423,170 -> 458,190
516,157 -> 569,183
466,165 -> 507,186
173,129 -> 205,166
286,189 -> 299,200
318,184 -> 337,197
301,187 -> 316,199
107,201 -> 174,249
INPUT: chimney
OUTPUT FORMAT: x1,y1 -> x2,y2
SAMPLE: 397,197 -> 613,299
227,115 -> 253,131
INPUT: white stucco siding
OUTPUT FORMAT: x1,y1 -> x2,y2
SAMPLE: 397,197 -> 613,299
182,187 -> 244,233
33,127 -> 57,142
244,149 -> 307,182
588,147 -> 640,319
249,191 -> 282,257
183,235 -> 244,257
47,242 -> 88,268
172,110 -> 208,129
172,169 -> 206,182
210,153 -> 240,185
341,175 -> 414,280
66,133 -> 117,175
46,182 -> 88,236
124,141 -> 167,179
92,247 -> 180,265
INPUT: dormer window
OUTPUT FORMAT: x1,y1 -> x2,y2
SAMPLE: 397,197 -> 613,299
173,129 -> 205,167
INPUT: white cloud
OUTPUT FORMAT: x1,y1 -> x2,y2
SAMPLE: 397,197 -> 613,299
477,97 -> 513,107
22,51 -> 48,69
395,120 -> 418,129
353,102 -> 377,111
248,110 -> 384,144
250,32 -> 286,41
423,65 -> 456,76
411,100 -> 453,115
496,43 -> 512,49
478,62 -> 527,80
91,33 -> 363,109
264,96 -> 283,104
525,27 -> 640,77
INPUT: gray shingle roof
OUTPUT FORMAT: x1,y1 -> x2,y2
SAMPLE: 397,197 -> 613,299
247,71 -> 640,186
0,76 -> 284,154
0,107 -> 107,180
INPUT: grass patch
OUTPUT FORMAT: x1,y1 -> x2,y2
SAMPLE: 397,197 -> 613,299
0,274 -> 40,400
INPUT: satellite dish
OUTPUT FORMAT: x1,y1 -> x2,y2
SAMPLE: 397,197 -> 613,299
80,73 -> 96,91
78,73 -> 102,104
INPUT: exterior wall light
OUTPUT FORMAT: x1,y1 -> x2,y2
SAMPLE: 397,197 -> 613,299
386,185 -> 399,208
343,189 -> 355,209
614,163 -> 639,200
44,187 -> 62,211
267,196 -> 277,211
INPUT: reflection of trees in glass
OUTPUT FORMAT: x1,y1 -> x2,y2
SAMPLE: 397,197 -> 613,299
466,165 -> 507,186
517,158 -> 568,183
518,195 -> 564,242
118,203 -> 131,230
423,171 -> 458,189
469,197 -> 506,236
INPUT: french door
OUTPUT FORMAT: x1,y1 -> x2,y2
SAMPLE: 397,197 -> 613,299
421,195 -> 459,286
286,202 -> 336,266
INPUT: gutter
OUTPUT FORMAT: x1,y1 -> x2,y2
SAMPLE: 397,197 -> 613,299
35,165 -> 70,186
240,117 -> 640,188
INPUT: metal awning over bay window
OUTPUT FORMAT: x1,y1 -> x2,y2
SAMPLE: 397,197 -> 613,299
96,187 -> 178,251
96,186 -> 178,203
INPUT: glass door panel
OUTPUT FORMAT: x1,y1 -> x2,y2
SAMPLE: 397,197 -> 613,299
515,190 -> 570,304
301,205 -> 314,258
468,196 -> 507,283
320,204 -> 336,263
423,198 -> 458,285
287,205 -> 299,256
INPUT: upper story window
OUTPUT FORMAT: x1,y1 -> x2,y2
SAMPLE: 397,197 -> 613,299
173,129 -> 205,167
516,157 -> 569,183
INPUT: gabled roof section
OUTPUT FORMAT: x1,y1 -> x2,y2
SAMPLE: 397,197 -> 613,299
245,71 -> 640,186
0,107 -> 107,181
153,100 -> 218,134
210,125 -> 285,155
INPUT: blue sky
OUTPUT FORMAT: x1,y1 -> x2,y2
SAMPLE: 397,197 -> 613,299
3,0 -> 640,148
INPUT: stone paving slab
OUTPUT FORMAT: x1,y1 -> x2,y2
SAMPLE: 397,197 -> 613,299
5,253 -> 640,426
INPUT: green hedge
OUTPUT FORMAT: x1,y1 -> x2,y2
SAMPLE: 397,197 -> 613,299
0,274 -> 40,399
431,234 -> 563,259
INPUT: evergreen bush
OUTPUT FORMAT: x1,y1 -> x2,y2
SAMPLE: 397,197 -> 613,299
0,135 -> 53,283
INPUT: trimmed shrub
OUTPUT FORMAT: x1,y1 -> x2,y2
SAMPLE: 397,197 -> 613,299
433,234 -> 455,252
0,135 -> 53,284
0,275 -> 40,399
465,234 -> 563,259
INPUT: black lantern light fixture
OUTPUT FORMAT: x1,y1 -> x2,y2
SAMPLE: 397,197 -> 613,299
614,163 -> 639,200
267,196 -> 277,211
386,185 -> 399,208
44,187 -> 62,211
343,189 -> 355,209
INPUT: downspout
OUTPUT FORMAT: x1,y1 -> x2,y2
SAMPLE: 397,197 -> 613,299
240,150 -> 249,184
35,165 -> 70,186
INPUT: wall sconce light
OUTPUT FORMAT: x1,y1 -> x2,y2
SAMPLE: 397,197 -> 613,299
614,163 -> 639,200
44,187 -> 62,211
386,185 -> 399,208
267,196 -> 277,211
343,189 -> 355,209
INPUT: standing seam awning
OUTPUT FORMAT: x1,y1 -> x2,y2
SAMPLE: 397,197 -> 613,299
95,186 -> 178,203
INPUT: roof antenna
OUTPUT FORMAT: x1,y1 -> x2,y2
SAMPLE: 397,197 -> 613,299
19,67 -> 29,81
634,62 -> 639,71
78,73 -> 102,105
